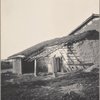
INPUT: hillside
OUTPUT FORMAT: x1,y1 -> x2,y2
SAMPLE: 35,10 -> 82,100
1,67 -> 99,100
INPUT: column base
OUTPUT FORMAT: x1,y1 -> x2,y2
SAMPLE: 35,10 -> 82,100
52,72 -> 57,77
34,73 -> 37,77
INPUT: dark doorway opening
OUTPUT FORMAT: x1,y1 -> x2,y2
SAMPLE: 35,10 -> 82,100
55,57 -> 62,72
22,59 -> 34,74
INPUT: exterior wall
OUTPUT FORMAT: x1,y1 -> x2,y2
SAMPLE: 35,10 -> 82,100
47,58 -> 54,73
48,63 -> 53,73
73,39 -> 99,66
13,58 -> 22,74
47,48 -> 69,73
45,47 -> 79,73
48,50 -> 61,73
47,38 -> 99,73
36,37 -> 99,74
37,57 -> 48,72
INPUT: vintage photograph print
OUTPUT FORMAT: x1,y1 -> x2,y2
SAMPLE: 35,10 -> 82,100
1,0 -> 99,100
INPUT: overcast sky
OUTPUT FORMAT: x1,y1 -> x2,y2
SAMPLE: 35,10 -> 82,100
1,0 -> 99,59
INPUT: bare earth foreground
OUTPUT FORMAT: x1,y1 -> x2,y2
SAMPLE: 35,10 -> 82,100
1,68 -> 99,100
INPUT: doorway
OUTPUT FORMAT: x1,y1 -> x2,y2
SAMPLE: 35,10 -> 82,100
55,57 -> 62,72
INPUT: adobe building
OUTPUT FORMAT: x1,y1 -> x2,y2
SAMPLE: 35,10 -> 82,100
8,14 -> 99,76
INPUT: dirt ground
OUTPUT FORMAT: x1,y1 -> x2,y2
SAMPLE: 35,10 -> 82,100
1,68 -> 99,100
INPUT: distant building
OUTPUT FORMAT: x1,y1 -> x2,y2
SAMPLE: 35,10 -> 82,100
8,14 -> 99,76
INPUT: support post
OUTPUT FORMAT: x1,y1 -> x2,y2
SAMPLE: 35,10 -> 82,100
52,56 -> 57,77
34,59 -> 37,77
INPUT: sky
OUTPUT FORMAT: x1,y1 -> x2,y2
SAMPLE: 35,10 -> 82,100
1,0 -> 99,59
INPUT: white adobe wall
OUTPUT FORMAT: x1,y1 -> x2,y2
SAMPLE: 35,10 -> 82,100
47,48 -> 73,73
47,44 -> 93,73
47,49 -> 62,73
12,58 -> 22,74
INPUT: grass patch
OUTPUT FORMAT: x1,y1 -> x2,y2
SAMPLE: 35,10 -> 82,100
1,70 -> 99,100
